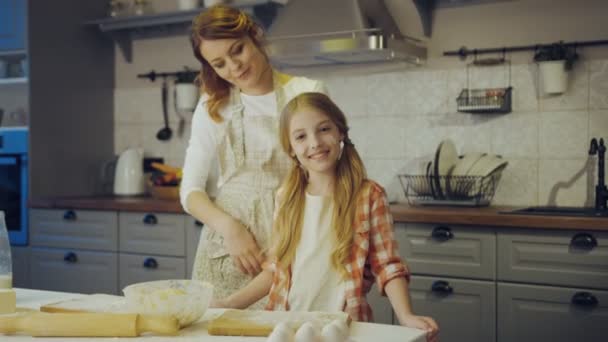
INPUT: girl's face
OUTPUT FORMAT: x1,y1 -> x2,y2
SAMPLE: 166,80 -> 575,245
199,36 -> 271,94
288,107 -> 344,177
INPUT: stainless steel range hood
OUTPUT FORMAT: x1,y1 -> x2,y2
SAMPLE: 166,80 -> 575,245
266,0 -> 427,68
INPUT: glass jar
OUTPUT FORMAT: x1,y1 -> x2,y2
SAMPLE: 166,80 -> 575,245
0,211 -> 12,289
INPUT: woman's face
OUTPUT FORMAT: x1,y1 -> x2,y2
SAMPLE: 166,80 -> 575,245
288,107 -> 344,177
199,36 -> 271,95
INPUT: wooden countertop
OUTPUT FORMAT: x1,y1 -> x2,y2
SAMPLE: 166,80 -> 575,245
30,197 -> 607,231
390,204 -> 607,231
29,196 -> 184,213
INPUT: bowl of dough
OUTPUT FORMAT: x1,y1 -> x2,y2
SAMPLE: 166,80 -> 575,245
122,279 -> 214,327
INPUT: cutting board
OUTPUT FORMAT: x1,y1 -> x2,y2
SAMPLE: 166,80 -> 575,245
40,294 -> 126,313
207,309 -> 351,336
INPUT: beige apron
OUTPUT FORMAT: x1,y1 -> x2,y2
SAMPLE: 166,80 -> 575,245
191,72 -> 291,308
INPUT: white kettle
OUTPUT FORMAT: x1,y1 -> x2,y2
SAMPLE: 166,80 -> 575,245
114,148 -> 145,196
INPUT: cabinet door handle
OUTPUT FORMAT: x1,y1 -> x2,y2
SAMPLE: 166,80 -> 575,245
63,252 -> 78,263
143,257 -> 158,269
431,280 -> 453,295
142,214 -> 158,225
431,226 -> 453,242
63,210 -> 77,221
570,233 -> 598,250
571,291 -> 598,307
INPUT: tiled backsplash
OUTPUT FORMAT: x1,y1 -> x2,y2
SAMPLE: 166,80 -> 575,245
114,58 -> 608,207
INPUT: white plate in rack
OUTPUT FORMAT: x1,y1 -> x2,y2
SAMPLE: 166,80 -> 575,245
433,139 -> 459,198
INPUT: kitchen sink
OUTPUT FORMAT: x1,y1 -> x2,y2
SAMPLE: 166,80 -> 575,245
503,206 -> 608,218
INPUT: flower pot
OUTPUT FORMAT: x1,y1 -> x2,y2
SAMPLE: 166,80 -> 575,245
174,83 -> 199,112
539,60 -> 569,94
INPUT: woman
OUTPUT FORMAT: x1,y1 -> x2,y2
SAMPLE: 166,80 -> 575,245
180,4 -> 327,306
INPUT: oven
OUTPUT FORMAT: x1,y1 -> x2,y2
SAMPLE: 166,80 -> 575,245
0,127 -> 28,246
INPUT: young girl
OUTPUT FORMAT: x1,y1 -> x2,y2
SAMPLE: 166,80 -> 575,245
212,92 -> 439,341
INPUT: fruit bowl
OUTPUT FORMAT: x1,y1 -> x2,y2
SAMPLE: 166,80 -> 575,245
122,279 -> 214,327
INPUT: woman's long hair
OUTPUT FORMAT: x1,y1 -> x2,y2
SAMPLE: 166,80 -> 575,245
190,5 -> 266,122
273,93 -> 367,279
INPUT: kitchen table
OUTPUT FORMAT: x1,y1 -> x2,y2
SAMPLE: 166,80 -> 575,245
5,288 -> 426,342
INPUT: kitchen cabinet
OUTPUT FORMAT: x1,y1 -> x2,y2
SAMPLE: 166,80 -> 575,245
29,208 -> 190,295
28,0 -> 115,199
496,228 -> 608,342
10,245 -> 29,288
395,223 -> 496,342
0,0 -> 26,51
392,222 -> 608,342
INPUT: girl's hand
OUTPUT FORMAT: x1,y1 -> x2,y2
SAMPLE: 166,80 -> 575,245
400,314 -> 439,342
221,218 -> 264,276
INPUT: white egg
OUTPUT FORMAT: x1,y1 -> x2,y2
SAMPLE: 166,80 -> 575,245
328,319 -> 349,337
267,323 -> 295,342
321,323 -> 346,342
295,321 -> 321,342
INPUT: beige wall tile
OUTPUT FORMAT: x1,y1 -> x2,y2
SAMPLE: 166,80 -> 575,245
538,159 -> 594,207
539,110 -> 589,159
323,75 -> 368,117
366,71 -> 411,116
589,110 -> 608,142
362,158 -> 408,203
114,123 -> 144,154
590,60 -> 608,109
490,112 -> 539,158
492,159 -> 538,206
348,117 -> 406,159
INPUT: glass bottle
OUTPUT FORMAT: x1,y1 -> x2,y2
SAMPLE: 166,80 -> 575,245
0,211 -> 12,289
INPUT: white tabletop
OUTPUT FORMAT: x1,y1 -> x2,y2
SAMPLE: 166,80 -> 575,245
4,288 -> 426,342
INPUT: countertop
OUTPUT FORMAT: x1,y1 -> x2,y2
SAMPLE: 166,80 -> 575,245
30,197 -> 607,231
7,288 -> 425,342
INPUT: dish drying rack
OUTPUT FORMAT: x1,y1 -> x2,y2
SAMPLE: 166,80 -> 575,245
456,57 -> 513,114
398,168 -> 505,207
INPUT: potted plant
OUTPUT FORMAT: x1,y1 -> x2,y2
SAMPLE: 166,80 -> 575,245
174,68 -> 199,113
533,42 -> 579,94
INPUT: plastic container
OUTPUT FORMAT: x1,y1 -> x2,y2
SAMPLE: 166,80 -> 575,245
0,211 -> 13,289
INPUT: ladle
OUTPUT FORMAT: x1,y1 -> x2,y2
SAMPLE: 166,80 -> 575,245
156,78 -> 172,141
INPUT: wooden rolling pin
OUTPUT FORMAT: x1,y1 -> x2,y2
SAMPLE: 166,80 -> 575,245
0,312 -> 179,337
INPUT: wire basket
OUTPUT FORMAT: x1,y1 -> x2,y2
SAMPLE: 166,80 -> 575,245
398,168 -> 505,207
456,87 -> 512,114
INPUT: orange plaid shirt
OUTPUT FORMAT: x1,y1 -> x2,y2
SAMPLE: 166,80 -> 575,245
264,180 -> 410,322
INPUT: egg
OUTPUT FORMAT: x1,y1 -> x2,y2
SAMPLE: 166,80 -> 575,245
295,321 -> 321,342
321,323 -> 345,342
267,322 -> 295,342
328,319 -> 349,337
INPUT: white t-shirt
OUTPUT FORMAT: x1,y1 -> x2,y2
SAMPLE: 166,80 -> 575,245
287,193 -> 346,312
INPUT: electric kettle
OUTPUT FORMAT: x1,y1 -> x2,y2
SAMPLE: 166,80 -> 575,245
114,148 -> 145,196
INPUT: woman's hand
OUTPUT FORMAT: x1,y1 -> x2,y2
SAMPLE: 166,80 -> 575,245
221,218 -> 265,276
400,314 -> 439,342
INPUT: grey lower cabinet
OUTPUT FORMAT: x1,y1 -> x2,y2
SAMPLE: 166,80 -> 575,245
497,282 -> 608,342
497,228 -> 608,342
29,208 -> 191,295
391,222 -> 608,342
409,275 -> 495,342
395,223 -> 496,342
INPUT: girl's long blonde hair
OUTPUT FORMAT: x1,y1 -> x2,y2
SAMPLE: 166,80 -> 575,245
274,93 -> 367,279
190,5 -> 267,122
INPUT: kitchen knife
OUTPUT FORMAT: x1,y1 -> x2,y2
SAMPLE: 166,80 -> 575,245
0,312 -> 179,337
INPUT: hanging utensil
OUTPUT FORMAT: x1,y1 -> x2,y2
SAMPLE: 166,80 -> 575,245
156,78 -> 172,141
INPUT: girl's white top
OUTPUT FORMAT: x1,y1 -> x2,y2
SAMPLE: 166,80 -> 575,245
287,193 -> 346,312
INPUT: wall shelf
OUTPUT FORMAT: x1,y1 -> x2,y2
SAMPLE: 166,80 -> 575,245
0,77 -> 28,85
84,1 -> 277,63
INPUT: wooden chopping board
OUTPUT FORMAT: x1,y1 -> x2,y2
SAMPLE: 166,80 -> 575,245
39,294 -> 126,313
208,309 -> 351,336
